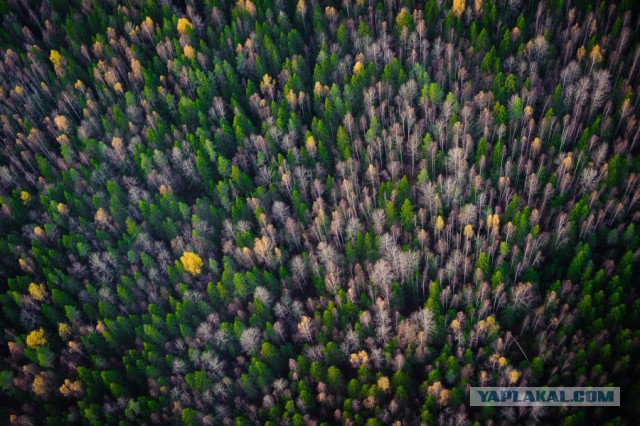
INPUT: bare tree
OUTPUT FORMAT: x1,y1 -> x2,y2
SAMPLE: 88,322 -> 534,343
240,327 -> 261,354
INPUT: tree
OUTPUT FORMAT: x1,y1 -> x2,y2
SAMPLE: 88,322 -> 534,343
26,328 -> 47,348
371,259 -> 394,302
589,69 -> 611,118
240,327 -> 261,354
59,379 -> 83,398
177,18 -> 193,34
28,283 -> 47,301
180,252 -> 204,276
400,199 -> 414,229
531,357 -> 544,381
297,316 -> 314,342
435,216 -> 445,236
452,0 -> 466,18
32,372 -> 52,398
412,307 -> 436,338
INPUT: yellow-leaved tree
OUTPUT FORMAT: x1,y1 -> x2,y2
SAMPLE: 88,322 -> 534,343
452,0 -> 466,18
183,45 -> 195,60
491,213 -> 500,231
177,18 -> 193,34
508,369 -> 520,384
54,115 -> 69,132
260,74 -> 275,98
435,215 -> 445,234
377,376 -> 390,392
305,136 -> 316,156
49,49 -> 61,66
95,207 -> 108,225
180,251 -> 203,276
20,191 -> 30,204
498,356 -> 507,368
50,49 -> 63,74
32,372 -> 50,397
57,203 -> 69,215
60,378 -> 83,397
463,224 -> 474,239
26,328 -> 47,348
59,323 -> 70,339
487,213 -> 500,232
33,226 -> 45,239
28,282 -> 47,301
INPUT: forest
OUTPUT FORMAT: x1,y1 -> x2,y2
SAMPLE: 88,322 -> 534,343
0,0 -> 639,424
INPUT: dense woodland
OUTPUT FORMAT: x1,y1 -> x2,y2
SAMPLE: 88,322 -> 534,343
1,0 -> 639,424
